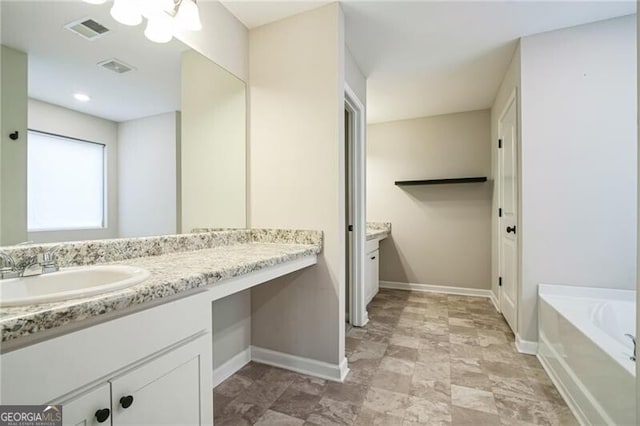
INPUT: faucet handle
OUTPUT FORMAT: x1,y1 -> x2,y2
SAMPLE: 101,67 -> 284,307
41,245 -> 62,263
0,251 -> 19,279
625,333 -> 636,361
0,250 -> 16,269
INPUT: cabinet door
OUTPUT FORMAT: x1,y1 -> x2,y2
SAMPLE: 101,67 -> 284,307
58,383 -> 111,426
365,250 -> 379,305
371,249 -> 379,299
110,340 -> 205,426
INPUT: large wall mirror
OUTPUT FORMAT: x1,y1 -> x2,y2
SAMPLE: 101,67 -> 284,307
0,0 -> 246,245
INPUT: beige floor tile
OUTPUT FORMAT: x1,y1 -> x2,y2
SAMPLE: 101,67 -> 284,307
404,395 -> 452,424
362,387 -> 410,418
213,290 -> 575,426
390,333 -> 421,349
379,355 -> 415,375
255,409 -> 305,426
451,384 -> 498,415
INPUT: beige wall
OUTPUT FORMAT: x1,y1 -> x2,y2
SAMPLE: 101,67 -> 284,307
175,1 -> 249,82
0,45 -> 28,245
517,15 -> 637,343
249,3 -> 346,365
368,110 -> 492,290
181,49 -> 246,233
27,99 -> 119,243
490,44 -> 521,300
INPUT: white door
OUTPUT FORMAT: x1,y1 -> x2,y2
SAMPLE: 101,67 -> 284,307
498,93 -> 518,333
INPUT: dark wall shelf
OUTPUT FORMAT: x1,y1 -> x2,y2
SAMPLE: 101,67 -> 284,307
395,177 -> 487,186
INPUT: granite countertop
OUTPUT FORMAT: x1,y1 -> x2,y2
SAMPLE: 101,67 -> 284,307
366,222 -> 391,241
0,230 -> 322,344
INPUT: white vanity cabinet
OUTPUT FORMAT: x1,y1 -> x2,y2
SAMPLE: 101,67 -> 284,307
365,239 -> 380,305
57,334 -> 208,426
1,292 -> 213,426
59,383 -> 111,426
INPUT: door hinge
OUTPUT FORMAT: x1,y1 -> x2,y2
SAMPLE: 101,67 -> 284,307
498,208 -> 502,218
498,139 -> 502,149
348,225 -> 353,232
499,277 -> 502,287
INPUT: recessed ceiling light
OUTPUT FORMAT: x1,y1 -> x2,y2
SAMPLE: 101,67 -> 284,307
73,93 -> 91,102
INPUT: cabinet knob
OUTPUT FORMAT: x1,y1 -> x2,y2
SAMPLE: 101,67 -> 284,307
120,395 -> 134,409
95,408 -> 110,423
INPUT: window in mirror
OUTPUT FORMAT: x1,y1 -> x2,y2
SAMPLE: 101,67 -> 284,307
28,131 -> 105,231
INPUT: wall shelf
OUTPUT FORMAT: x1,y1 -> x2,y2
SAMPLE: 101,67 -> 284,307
394,177 -> 487,186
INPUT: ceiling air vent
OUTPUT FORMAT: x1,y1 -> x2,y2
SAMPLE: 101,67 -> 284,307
64,17 -> 110,41
97,58 -> 135,74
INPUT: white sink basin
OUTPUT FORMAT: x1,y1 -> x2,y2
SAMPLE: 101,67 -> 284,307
0,265 -> 151,307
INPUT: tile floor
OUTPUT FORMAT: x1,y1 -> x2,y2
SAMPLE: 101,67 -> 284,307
213,289 -> 577,425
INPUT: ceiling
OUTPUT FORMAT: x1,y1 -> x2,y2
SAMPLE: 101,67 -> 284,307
1,1 -> 190,122
221,0 -> 636,123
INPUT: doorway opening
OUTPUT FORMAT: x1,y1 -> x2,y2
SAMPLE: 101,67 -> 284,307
345,85 -> 367,328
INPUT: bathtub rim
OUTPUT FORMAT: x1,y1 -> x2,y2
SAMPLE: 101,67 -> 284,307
538,283 -> 636,377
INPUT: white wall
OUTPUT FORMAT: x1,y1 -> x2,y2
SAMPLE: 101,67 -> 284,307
636,10 -> 639,422
27,99 -> 118,243
212,291 -> 250,370
0,45 -> 28,245
490,44 -> 521,300
176,1 -> 249,82
368,110 -> 492,290
118,112 -> 179,238
249,3 -> 346,366
345,47 -> 366,106
518,15 -> 637,342
181,49 -> 246,232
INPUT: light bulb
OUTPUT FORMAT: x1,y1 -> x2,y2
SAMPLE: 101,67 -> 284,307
144,13 -> 174,43
139,0 -> 175,19
111,0 -> 143,26
175,0 -> 202,32
73,93 -> 91,102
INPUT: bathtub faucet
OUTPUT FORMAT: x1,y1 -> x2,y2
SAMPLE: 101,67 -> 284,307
624,334 -> 636,362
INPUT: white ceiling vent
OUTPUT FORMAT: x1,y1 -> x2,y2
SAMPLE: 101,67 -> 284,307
64,17 -> 110,41
97,58 -> 136,74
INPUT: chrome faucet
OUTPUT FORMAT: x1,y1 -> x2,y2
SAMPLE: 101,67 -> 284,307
0,251 -> 19,279
625,334 -> 636,362
0,245 -> 61,279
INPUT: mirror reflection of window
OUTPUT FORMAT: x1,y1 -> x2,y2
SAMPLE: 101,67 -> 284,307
27,131 -> 105,232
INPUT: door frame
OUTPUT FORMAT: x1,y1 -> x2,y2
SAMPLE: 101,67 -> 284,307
496,88 -> 519,331
345,84 -> 368,327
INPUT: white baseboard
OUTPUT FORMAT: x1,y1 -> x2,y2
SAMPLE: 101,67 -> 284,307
515,334 -> 538,355
489,291 -> 500,312
212,347 -> 252,388
379,280 -> 492,298
251,346 -> 349,382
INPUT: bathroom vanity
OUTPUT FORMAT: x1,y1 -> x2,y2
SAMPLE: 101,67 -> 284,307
0,229 -> 322,425
365,222 -> 391,305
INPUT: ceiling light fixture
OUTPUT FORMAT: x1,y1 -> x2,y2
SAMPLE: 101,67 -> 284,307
110,0 -> 142,26
86,0 -> 202,43
73,93 -> 91,102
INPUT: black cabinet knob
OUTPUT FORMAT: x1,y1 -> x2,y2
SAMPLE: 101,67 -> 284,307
506,225 -> 516,234
120,395 -> 134,409
95,408 -> 110,423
